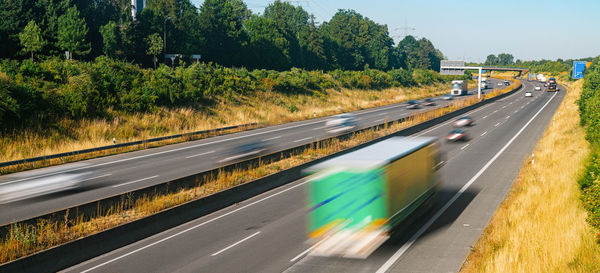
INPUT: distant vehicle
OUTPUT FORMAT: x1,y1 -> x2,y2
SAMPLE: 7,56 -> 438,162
479,77 -> 488,89
450,80 -> 468,96
547,84 -> 557,92
423,98 -> 435,106
525,91 -> 533,97
453,116 -> 474,127
504,79 -> 510,86
406,100 -> 420,109
446,129 -> 468,142
304,137 -> 442,258
0,172 -> 92,204
544,82 -> 548,87
497,82 -> 503,86
548,77 -> 557,85
442,94 -> 454,100
534,86 -> 542,91
218,141 -> 271,164
325,113 -> 358,134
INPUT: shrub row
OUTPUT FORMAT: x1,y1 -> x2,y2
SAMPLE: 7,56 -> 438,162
0,57 -> 468,130
577,56 -> 600,233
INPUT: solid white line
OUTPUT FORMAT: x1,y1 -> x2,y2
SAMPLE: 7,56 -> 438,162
111,175 -> 158,188
481,131 -> 487,136
495,122 -> 501,127
185,150 -> 216,159
482,115 -> 488,119
375,119 -> 385,123
290,246 -> 315,262
501,105 -> 507,109
506,116 -> 510,119
78,179 -> 311,273
211,231 -> 260,256
293,137 -> 313,143
375,91 -> 557,273
460,144 -> 470,150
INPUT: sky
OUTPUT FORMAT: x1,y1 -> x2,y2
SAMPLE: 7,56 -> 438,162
191,0 -> 600,62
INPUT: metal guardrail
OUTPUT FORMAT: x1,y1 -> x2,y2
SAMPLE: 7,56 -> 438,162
0,123 -> 258,168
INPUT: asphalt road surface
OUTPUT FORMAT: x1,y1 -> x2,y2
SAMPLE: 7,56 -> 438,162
62,80 -> 565,273
0,79 -> 503,225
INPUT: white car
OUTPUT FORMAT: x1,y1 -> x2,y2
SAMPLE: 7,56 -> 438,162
325,114 -> 358,134
497,82 -> 503,86
534,86 -> 542,91
525,91 -> 533,97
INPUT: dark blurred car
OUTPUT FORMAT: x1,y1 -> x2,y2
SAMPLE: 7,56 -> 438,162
453,116 -> 474,127
405,100 -> 420,109
442,94 -> 454,100
218,141 -> 271,164
504,79 -> 510,86
423,98 -> 435,106
446,129 -> 468,142
325,113 -> 358,134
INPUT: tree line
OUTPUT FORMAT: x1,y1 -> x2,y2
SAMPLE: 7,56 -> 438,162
1,0 -> 444,72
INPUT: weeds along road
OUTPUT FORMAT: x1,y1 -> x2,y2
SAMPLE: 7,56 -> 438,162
62,80 -> 565,273
0,80 -> 504,225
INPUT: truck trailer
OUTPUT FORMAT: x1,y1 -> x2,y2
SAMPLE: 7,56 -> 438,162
304,137 -> 442,258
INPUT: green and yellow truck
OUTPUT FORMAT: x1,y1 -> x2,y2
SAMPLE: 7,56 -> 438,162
304,137 -> 442,258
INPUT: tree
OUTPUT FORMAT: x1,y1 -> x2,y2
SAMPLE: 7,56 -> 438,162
57,6 -> 90,59
99,21 -> 120,58
497,53 -> 514,65
198,0 -> 250,67
19,20 -> 45,60
485,54 -> 498,65
146,33 -> 163,68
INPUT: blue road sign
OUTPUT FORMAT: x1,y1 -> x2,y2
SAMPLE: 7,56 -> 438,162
573,61 -> 587,79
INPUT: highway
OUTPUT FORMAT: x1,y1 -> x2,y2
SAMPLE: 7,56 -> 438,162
0,79 -> 503,225
62,80 -> 565,273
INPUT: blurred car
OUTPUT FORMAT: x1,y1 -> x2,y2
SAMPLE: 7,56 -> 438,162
325,113 -> 358,134
534,86 -> 542,91
218,141 -> 271,164
504,79 -> 510,85
423,98 -> 435,106
497,82 -> 503,86
544,82 -> 548,87
453,116 -> 474,127
525,91 -> 533,97
442,94 -> 454,100
405,100 -> 420,109
0,172 -> 92,204
446,129 -> 468,142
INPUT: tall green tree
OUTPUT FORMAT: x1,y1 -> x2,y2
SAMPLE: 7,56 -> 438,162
497,53 -> 514,65
485,54 -> 498,65
146,32 -> 163,68
99,20 -> 121,58
245,15 -> 290,70
57,6 -> 90,59
197,0 -> 250,67
19,20 -> 45,60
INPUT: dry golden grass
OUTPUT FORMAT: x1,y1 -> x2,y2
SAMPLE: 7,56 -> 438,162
0,84 -> 450,165
0,82 -> 519,264
460,80 -> 600,273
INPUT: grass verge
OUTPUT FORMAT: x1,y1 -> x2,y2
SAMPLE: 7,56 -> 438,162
460,80 -> 600,272
0,81 -> 519,264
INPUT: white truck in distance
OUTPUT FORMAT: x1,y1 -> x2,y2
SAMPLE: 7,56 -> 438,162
479,77 -> 488,89
450,80 -> 468,96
